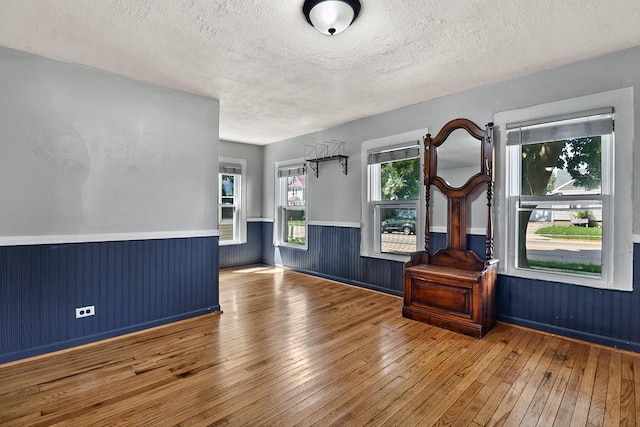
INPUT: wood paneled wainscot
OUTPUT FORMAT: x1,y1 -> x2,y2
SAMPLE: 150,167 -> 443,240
403,118 -> 497,338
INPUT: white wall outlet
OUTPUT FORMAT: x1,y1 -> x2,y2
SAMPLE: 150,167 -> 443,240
75,305 -> 95,319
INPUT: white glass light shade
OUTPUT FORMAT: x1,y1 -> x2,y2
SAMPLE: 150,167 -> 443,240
308,1 -> 356,35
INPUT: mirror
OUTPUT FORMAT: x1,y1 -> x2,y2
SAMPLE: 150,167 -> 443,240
423,118 -> 494,256
435,128 -> 482,188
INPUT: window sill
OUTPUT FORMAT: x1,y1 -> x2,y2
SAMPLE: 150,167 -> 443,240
360,252 -> 410,263
504,266 -> 631,292
219,240 -> 247,246
275,242 -> 308,251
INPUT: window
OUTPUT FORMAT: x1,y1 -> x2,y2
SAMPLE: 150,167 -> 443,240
361,130 -> 425,260
369,148 -> 420,256
496,88 -> 633,290
275,164 -> 307,248
218,159 -> 246,245
507,108 -> 611,279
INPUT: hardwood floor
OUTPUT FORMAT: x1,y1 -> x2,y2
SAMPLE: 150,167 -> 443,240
1,265 -> 639,426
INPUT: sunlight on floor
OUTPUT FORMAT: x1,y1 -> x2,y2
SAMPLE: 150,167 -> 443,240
231,266 -> 284,274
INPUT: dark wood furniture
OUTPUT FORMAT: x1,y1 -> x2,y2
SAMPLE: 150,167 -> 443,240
403,118 -> 497,338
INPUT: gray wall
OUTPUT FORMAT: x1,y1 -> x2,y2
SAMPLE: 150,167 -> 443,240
263,46 -> 640,235
0,46 -> 221,364
219,140 -> 263,219
0,47 -> 219,238
263,121 -> 364,224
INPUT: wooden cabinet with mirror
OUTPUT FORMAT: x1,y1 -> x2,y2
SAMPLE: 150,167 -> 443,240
403,118 -> 497,338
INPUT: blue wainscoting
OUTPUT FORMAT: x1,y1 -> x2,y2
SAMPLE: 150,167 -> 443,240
496,243 -> 640,352
0,236 -> 219,364
219,221 -> 263,268
261,223 -> 404,295
259,223 -> 640,352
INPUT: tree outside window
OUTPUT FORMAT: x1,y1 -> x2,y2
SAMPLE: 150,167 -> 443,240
370,153 -> 420,256
508,111 -> 610,278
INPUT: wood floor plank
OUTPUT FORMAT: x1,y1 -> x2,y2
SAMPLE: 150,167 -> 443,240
327,332 -> 476,427
521,338 -> 572,426
434,380 -> 485,426
367,337 -> 488,426
274,328 -> 448,426
486,334 -> 555,426
554,341 -> 592,426
620,378 -> 636,427
332,332 -> 474,427
502,337 -> 563,426
536,366 -> 573,427
0,265 -> 638,427
416,335 -> 511,426
450,327 -> 530,427
472,333 -> 544,425
570,345 -> 601,427
587,348 -> 611,426
604,350 -> 622,426
634,357 -> 640,427
304,329 -> 458,426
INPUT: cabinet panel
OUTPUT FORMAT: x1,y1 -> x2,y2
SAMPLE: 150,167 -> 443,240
410,277 -> 472,318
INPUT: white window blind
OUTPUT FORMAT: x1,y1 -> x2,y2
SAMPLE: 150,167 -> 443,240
219,162 -> 242,174
277,165 -> 306,178
367,145 -> 419,165
506,107 -> 613,146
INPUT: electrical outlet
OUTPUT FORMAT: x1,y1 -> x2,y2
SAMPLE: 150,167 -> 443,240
75,305 -> 95,319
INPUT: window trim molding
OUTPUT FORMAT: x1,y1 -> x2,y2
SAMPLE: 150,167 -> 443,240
360,128 -> 427,261
494,88 -> 634,291
218,157 -> 247,246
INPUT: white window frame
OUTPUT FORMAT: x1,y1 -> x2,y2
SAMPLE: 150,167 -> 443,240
494,88 -> 633,291
274,160 -> 308,250
218,157 -> 247,246
360,129 -> 427,261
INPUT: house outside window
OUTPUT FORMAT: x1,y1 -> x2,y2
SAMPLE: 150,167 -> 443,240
275,163 -> 307,249
495,89 -> 633,291
218,158 -> 247,245
361,129 -> 426,261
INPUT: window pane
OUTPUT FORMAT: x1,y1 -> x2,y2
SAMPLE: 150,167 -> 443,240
221,175 -> 235,197
380,206 -> 416,255
284,209 -> 305,245
379,158 -> 420,201
517,203 -> 602,276
287,175 -> 305,207
219,206 -> 235,241
521,137 -> 601,196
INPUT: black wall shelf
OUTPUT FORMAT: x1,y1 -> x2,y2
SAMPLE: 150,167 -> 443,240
306,154 -> 348,178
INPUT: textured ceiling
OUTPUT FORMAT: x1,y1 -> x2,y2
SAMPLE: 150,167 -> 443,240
0,0 -> 639,144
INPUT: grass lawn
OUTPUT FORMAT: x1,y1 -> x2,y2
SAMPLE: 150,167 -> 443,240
528,259 -> 601,274
286,237 -> 306,245
534,225 -> 602,241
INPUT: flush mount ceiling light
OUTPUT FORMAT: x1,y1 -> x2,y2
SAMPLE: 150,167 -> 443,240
303,0 -> 361,36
